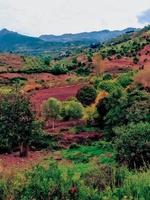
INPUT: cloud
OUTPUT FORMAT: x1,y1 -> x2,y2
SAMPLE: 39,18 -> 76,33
137,9 -> 150,24
0,0 -> 150,36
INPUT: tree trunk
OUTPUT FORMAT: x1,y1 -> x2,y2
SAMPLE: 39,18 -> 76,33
19,143 -> 29,157
52,120 -> 55,130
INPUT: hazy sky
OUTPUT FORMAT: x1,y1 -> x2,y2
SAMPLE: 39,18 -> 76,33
0,0 -> 150,36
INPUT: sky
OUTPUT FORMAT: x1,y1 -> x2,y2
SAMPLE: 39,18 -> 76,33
0,0 -> 150,36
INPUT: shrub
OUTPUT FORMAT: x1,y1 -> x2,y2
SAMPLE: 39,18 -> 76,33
117,72 -> 134,88
98,80 -> 122,93
50,65 -> 68,75
84,106 -> 99,125
61,100 -> 84,120
76,85 -> 97,106
103,73 -> 112,80
43,98 -> 61,130
114,122 -> 150,168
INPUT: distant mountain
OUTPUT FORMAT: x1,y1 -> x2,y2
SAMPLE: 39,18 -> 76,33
0,28 -> 138,54
39,28 -> 137,44
0,29 -> 66,54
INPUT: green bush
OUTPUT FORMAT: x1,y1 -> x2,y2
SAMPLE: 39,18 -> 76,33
98,80 -> 122,93
103,73 -> 112,80
50,65 -> 68,75
76,85 -> 97,106
61,100 -> 84,120
114,122 -> 150,168
117,72 -> 134,88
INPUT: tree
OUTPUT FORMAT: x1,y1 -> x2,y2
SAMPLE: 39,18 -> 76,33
93,53 -> 105,76
76,85 -> 97,106
114,122 -> 150,168
61,100 -> 84,121
43,98 -> 61,130
0,92 -> 33,157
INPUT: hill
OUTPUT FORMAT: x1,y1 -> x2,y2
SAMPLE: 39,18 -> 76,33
0,29 -> 67,54
39,28 -> 137,44
0,28 -> 137,54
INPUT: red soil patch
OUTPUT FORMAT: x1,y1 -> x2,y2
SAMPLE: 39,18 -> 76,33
104,45 -> 150,73
0,150 -> 50,172
0,54 -> 24,71
30,85 -> 81,116
59,132 -> 103,147
0,73 -> 24,79
138,44 -> 150,70
104,57 -> 137,73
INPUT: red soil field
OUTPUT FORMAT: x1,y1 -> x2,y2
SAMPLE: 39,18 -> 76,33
104,57 -> 137,73
30,85 -> 81,116
0,150 -> 51,172
0,54 -> 24,71
104,44 -> 150,73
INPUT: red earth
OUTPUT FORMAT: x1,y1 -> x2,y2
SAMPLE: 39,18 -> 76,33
0,54 -> 24,71
0,150 -> 51,173
104,44 -> 150,73
30,84 -> 82,116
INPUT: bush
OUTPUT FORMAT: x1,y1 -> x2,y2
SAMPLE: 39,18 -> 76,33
97,80 -> 122,93
76,85 -> 97,106
50,65 -> 68,75
103,73 -> 112,80
114,122 -> 150,168
117,72 -> 134,88
61,100 -> 84,120
84,106 -> 99,125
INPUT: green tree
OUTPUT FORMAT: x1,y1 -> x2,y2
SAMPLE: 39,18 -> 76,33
76,85 -> 97,106
0,92 -> 33,157
61,100 -> 84,120
114,122 -> 150,168
43,98 -> 61,130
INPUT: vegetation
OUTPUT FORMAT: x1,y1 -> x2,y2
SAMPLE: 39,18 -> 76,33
61,99 -> 84,120
76,85 -> 97,106
0,25 -> 149,199
0,92 -> 33,156
43,98 -> 61,130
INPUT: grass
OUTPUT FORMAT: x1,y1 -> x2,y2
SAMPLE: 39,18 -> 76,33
62,141 -> 116,165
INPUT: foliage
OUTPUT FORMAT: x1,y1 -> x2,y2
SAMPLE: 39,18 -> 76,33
97,79 -> 122,93
114,122 -> 150,168
97,87 -> 150,139
63,141 -> 116,164
103,73 -> 112,80
61,100 -> 84,121
117,71 -> 134,88
43,98 -> 61,129
0,92 -> 33,156
84,106 -> 99,125
76,85 -> 97,106
50,65 -> 68,75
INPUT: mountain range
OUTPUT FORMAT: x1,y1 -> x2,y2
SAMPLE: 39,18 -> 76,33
0,28 -> 137,54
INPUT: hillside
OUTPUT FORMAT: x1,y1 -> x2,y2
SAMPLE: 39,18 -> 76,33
0,25 -> 149,200
39,28 -> 137,43
0,29 -> 68,54
0,28 -> 137,54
